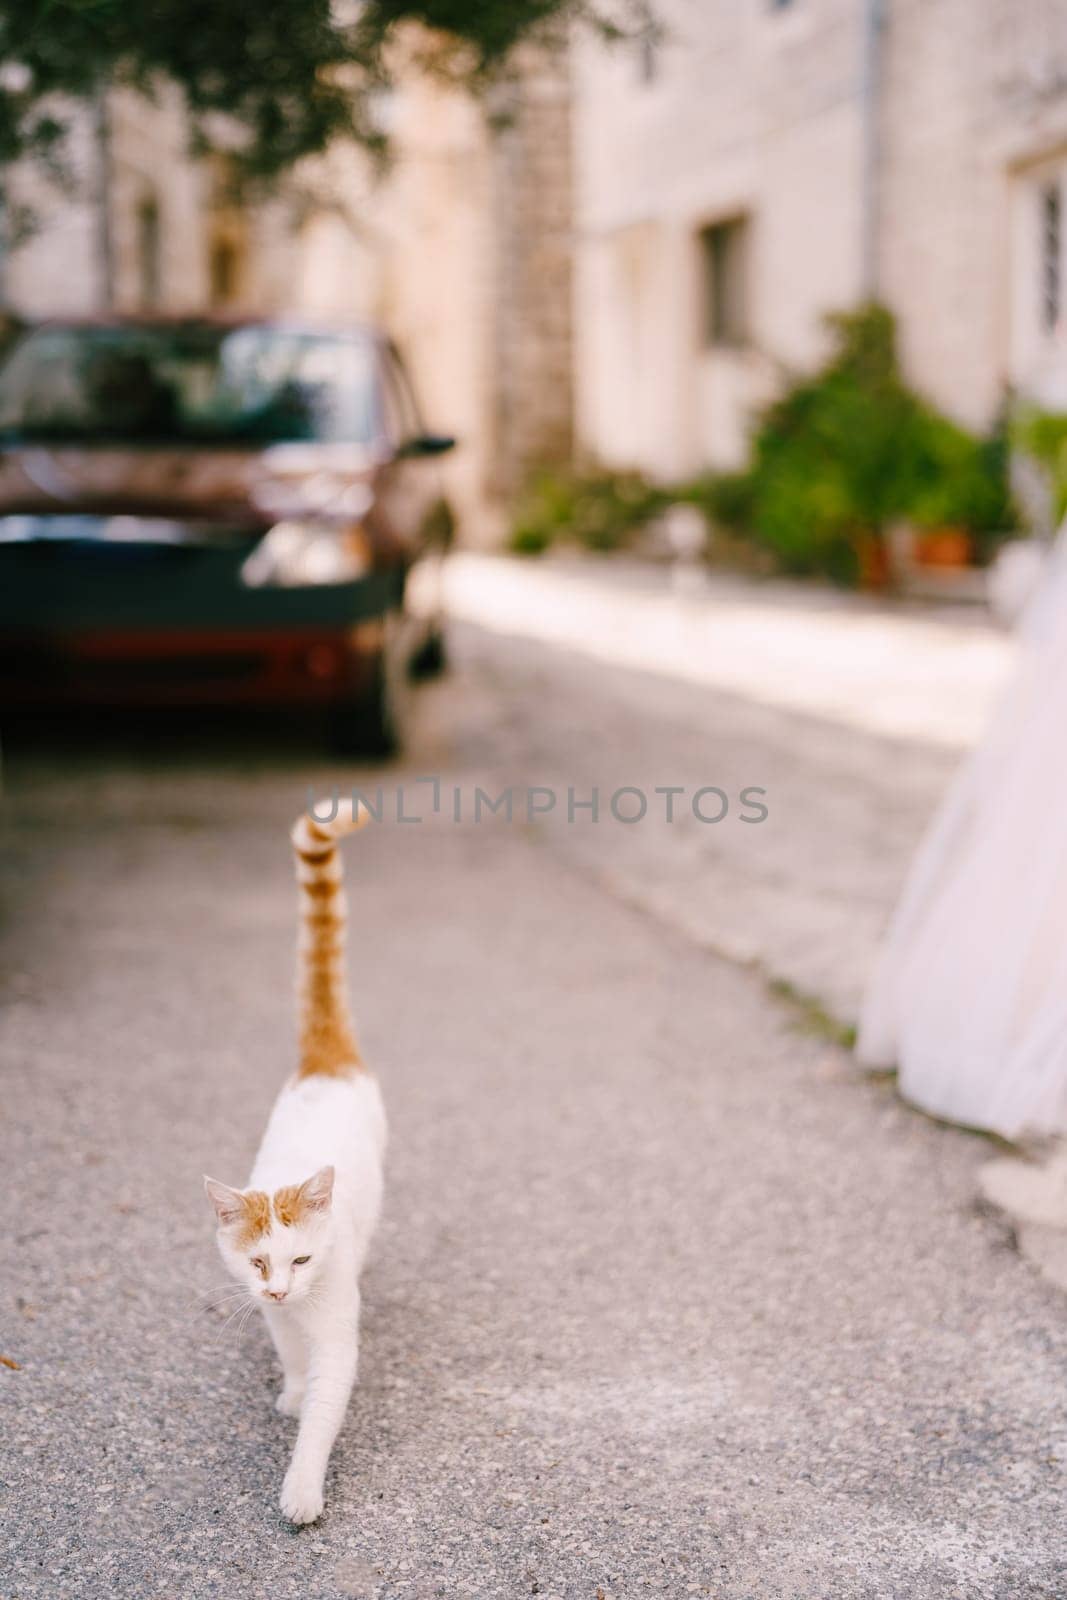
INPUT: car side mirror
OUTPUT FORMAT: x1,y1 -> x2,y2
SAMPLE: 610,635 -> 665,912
397,433 -> 456,459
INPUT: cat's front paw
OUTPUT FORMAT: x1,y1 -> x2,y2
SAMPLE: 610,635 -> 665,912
275,1385 -> 305,1418
280,1467 -> 324,1525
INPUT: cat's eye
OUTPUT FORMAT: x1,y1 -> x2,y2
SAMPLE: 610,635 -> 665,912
293,1255 -> 311,1266
250,1257 -> 267,1274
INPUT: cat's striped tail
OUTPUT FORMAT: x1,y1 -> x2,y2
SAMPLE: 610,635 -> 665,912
290,798 -> 371,1079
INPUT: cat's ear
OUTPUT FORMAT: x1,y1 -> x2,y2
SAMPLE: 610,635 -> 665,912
204,1176 -> 247,1227
300,1165 -> 335,1215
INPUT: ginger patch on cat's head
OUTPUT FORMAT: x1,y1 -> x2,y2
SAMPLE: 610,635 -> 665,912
203,1179 -> 272,1247
206,1166 -> 336,1309
273,1165 -> 335,1227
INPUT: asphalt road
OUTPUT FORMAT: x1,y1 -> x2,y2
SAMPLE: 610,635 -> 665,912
2,613 -> 1065,1599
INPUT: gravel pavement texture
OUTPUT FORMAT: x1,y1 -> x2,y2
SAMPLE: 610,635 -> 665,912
2,610 -> 1064,1599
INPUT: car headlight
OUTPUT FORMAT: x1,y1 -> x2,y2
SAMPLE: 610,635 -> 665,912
240,521 -> 373,588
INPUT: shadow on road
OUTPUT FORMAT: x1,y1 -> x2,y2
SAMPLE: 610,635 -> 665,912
1,705 -> 359,775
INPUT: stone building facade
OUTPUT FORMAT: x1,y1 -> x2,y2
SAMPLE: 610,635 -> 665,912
13,4 -> 1060,519
572,0 -> 1067,478
485,53 -> 575,495
1,47 -> 575,543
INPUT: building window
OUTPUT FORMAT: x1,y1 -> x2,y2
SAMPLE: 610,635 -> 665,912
699,217 -> 749,347
1041,179 -> 1061,334
209,237 -> 238,305
206,154 -> 248,309
208,216 -> 248,307
136,194 -> 161,309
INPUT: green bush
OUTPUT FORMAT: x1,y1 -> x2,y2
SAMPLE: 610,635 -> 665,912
508,468 -> 668,556
1013,408 -> 1067,521
719,305 -> 1015,583
509,519 -> 556,556
742,307 -> 913,580
508,309 -> 1015,584
681,470 -> 756,533
907,412 -> 1016,563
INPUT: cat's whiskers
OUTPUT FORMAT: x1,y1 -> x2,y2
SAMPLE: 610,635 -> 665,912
190,1285 -> 253,1321
215,1295 -> 256,1345
198,1285 -> 249,1306
194,1279 -> 249,1304
234,1300 -> 259,1344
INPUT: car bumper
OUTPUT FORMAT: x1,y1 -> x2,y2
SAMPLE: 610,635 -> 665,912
0,622 -> 386,708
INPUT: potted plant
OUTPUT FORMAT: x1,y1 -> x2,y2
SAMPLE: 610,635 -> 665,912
737,306 -> 957,589
906,412 -> 1015,568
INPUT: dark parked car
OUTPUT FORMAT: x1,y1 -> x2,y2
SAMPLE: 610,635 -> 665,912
0,316 -> 456,752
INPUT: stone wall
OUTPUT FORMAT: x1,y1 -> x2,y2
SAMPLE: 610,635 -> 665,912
486,47 -> 575,499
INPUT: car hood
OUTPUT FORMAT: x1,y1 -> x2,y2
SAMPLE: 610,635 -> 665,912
0,442 -> 379,524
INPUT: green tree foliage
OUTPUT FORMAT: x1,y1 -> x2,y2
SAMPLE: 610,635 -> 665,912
0,0 -> 643,184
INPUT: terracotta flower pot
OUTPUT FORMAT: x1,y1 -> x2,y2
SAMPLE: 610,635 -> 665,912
857,530 -> 891,591
914,526 -> 973,569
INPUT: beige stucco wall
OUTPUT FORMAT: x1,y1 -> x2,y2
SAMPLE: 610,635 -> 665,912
573,0 -> 867,478
4,102 -> 106,315
879,0 -> 1067,429
574,0 -> 1067,478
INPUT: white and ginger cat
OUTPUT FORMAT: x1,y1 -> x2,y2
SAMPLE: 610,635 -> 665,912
204,798 -> 385,1525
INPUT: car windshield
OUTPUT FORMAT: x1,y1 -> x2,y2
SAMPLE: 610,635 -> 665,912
0,324 -> 380,446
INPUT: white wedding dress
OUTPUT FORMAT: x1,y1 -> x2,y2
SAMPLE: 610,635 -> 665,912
857,533 -> 1067,1140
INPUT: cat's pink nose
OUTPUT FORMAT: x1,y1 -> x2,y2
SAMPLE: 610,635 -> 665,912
265,1289 -> 288,1302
